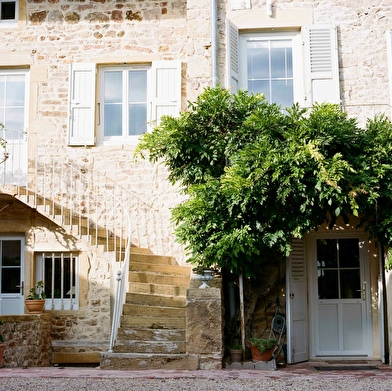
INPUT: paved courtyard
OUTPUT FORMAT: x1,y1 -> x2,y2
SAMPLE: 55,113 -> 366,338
1,361 -> 392,390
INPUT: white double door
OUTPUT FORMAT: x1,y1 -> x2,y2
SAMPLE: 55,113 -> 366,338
0,236 -> 24,315
308,233 -> 372,357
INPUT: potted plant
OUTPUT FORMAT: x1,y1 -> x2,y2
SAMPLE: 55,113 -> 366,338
0,319 -> 5,367
249,337 -> 277,362
228,343 -> 243,363
25,280 -> 46,313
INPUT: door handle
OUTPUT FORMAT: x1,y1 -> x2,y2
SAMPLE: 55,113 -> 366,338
15,281 -> 24,295
356,283 -> 366,301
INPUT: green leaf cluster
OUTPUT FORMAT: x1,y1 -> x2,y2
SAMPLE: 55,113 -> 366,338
137,87 -> 392,275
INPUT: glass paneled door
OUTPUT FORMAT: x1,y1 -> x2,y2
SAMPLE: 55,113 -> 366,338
309,235 -> 372,357
0,237 -> 24,314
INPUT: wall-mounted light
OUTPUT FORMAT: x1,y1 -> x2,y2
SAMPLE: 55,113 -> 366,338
266,0 -> 273,17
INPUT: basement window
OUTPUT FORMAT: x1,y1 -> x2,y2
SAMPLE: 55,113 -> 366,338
35,252 -> 79,311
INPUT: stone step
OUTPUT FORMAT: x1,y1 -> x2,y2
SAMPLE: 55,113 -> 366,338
116,327 -> 185,342
100,352 -> 199,370
130,252 -> 178,265
129,271 -> 190,286
130,261 -> 191,276
125,293 -> 186,308
123,303 -> 185,318
113,339 -> 186,354
121,314 -> 186,329
128,282 -> 187,297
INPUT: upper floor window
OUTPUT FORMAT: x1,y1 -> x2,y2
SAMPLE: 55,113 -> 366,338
68,61 -> 181,146
239,32 -> 302,108
0,0 -> 17,25
227,21 -> 340,108
99,66 -> 149,142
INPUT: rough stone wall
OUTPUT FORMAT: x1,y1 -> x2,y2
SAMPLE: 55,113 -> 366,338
0,314 -> 52,368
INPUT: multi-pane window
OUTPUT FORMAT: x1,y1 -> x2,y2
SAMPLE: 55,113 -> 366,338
239,32 -> 301,108
100,66 -> 149,141
0,70 -> 27,138
0,0 -> 17,24
36,253 -> 78,310
316,238 -> 361,300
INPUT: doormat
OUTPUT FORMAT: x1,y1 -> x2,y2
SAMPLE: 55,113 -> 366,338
313,366 -> 378,371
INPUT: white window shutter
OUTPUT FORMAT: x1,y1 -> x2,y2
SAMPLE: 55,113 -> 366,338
151,61 -> 181,126
303,25 -> 340,105
286,238 -> 309,364
68,63 -> 96,146
226,19 -> 239,92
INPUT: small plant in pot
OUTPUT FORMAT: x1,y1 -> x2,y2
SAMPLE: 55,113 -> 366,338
0,319 -> 5,367
228,343 -> 243,363
25,280 -> 46,313
249,337 -> 277,362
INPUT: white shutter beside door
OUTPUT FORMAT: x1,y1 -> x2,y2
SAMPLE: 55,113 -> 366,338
68,63 -> 96,146
286,238 -> 309,364
303,25 -> 340,105
226,19 -> 239,92
151,61 -> 182,126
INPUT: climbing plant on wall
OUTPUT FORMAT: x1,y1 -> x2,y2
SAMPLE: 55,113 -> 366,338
137,86 -> 392,275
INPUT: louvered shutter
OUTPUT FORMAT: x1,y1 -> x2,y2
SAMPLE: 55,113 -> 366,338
226,19 -> 239,92
151,61 -> 181,126
303,25 -> 340,105
68,63 -> 96,146
286,238 -> 309,363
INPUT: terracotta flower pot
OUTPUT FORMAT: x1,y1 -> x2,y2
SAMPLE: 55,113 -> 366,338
25,299 -> 45,313
249,343 -> 276,362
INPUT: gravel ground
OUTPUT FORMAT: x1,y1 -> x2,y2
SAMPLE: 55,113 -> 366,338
0,377 -> 391,391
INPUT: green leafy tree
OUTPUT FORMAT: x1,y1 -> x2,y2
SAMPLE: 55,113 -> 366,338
137,86 -> 392,275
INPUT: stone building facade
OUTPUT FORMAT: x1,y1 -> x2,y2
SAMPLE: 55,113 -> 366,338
0,0 -> 392,367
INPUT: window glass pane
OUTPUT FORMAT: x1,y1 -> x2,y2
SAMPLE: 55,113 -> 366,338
6,75 -> 25,106
0,76 -> 5,107
4,107 -> 24,132
339,239 -> 360,268
1,1 -> 16,20
270,42 -> 292,78
248,80 -> 270,98
247,41 -> 269,79
128,70 -> 147,102
317,239 -> 337,268
271,80 -> 293,107
104,71 -> 122,103
129,103 -> 147,135
104,105 -> 122,136
340,269 -> 361,299
318,270 -> 339,299
1,268 -> 19,293
2,240 -> 21,266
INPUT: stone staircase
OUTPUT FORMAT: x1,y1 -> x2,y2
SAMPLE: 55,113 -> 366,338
100,249 -> 198,370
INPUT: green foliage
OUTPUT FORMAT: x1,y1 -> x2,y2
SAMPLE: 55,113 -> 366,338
249,337 -> 277,353
26,280 -> 46,300
137,86 -> 392,275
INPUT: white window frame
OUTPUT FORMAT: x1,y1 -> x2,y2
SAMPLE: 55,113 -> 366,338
239,31 -> 304,108
36,252 -> 79,311
98,64 -> 152,146
68,60 -> 181,147
0,0 -> 18,27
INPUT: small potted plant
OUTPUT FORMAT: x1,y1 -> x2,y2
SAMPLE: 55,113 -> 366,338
25,280 -> 46,313
228,343 -> 243,363
0,319 -> 5,367
249,337 -> 277,362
